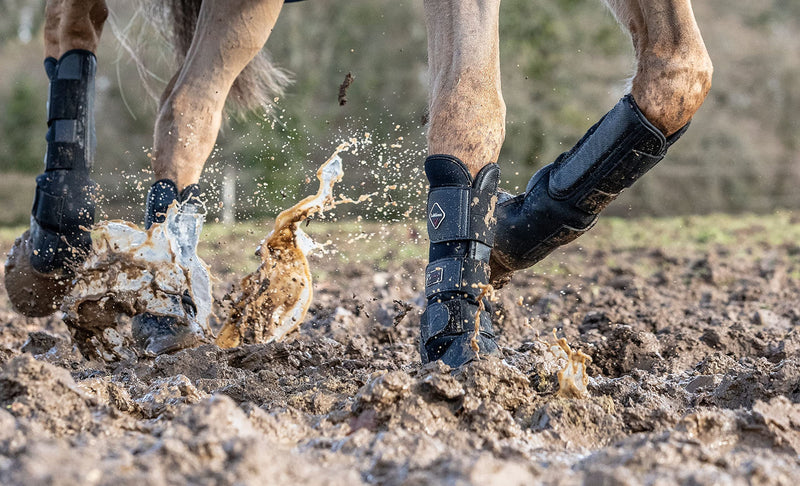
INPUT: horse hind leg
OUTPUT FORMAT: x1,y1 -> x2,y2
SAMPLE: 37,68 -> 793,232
489,0 -> 712,284
133,0 -> 284,355
45,0 -> 108,58
150,0 -> 284,194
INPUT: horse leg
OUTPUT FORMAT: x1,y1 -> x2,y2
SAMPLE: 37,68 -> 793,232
133,0 -> 283,355
44,0 -> 108,58
606,0 -> 713,135
148,0 -> 282,197
419,0 -> 505,368
5,0 -> 108,317
489,0 -> 712,285
143,0 -> 283,229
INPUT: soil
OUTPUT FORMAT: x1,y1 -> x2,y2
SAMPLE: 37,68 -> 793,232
1,218 -> 800,485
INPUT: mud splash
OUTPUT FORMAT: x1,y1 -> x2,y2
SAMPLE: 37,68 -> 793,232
61,203 -> 211,360
542,330 -> 591,399
217,140 -> 370,348
472,283 -> 495,356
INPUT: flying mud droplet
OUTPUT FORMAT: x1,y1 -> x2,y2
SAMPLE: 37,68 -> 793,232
338,72 -> 355,106
216,139 -> 370,348
61,204 -> 212,360
472,282 -> 496,357
541,329 -> 591,399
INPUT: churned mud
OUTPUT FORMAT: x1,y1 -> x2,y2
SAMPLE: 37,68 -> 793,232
1,213 -> 800,485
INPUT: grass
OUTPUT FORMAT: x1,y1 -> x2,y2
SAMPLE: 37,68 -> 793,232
0,173 -> 35,227
3,211 -> 800,279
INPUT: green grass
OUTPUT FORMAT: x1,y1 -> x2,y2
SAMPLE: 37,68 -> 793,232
0,173 -> 35,227
3,211 -> 800,278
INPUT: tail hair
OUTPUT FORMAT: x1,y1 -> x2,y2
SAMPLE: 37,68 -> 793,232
156,0 -> 291,114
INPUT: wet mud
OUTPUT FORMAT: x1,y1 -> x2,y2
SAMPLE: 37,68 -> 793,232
1,220 -> 800,484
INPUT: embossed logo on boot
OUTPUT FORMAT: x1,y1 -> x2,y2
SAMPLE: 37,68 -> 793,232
426,266 -> 444,287
429,203 -> 445,230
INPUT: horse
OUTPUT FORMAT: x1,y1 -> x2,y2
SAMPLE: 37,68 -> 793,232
4,0 -> 712,367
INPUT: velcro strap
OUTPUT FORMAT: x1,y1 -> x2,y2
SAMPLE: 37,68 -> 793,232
52,119 -> 77,143
32,186 -> 64,231
420,299 -> 494,344
29,218 -> 92,274
45,142 -> 86,171
32,172 -> 96,233
425,257 -> 488,299
48,79 -> 82,123
549,95 -> 666,199
427,186 -> 494,246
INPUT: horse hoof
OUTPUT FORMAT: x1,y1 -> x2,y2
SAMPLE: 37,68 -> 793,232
419,298 -> 501,369
131,313 -> 204,356
4,230 -> 72,317
488,253 -> 514,289
425,333 -> 501,369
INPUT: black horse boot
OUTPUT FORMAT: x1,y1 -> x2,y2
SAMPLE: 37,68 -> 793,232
5,50 -> 99,317
490,95 -> 689,285
419,155 -> 501,368
130,180 -> 206,355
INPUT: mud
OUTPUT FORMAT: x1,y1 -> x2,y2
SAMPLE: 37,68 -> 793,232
2,219 -> 800,484
61,204 -> 212,360
218,146 -> 361,348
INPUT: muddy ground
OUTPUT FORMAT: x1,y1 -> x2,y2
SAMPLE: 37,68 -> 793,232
1,214 -> 800,485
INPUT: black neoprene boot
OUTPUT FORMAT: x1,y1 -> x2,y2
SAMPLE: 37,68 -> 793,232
4,50 -> 100,318
30,50 -> 99,274
419,155 -> 501,368
490,95 -> 689,285
130,179 -> 205,355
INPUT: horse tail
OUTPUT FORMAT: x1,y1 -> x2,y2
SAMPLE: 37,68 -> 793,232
158,0 -> 291,113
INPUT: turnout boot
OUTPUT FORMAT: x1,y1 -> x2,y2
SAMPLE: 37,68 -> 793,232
420,155 -> 501,368
490,95 -> 689,285
5,50 -> 99,316
130,180 -> 206,355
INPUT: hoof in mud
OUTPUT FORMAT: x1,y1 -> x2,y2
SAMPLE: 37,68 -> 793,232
4,230 -> 72,317
420,298 -> 501,369
488,253 -> 514,289
425,333 -> 501,369
131,313 -> 204,356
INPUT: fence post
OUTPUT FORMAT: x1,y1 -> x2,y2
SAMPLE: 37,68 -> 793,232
222,166 -> 236,224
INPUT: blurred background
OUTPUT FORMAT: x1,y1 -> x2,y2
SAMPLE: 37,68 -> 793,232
0,0 -> 798,226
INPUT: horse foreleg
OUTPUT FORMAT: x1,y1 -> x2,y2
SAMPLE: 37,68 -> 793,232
419,0 -> 505,369
424,0 -> 505,177
606,0 -> 713,135
489,0 -> 712,285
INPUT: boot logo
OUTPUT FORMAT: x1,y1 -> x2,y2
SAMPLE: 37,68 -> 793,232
429,203 -> 446,229
426,267 -> 444,287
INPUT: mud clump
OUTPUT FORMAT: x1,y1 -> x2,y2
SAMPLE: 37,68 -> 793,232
61,204 -> 212,360
0,354 -> 96,436
3,230 -> 73,318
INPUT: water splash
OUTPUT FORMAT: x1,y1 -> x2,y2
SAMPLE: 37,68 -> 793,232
472,283 -> 496,357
